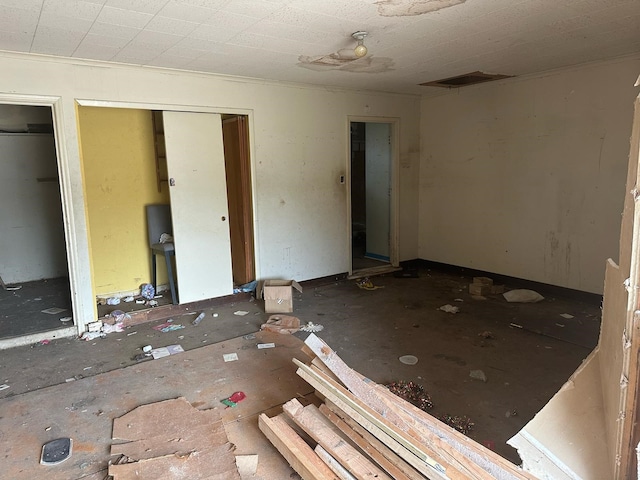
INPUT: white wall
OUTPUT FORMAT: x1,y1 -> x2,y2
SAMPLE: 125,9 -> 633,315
419,56 -> 640,294
0,52 -> 421,328
0,133 -> 67,283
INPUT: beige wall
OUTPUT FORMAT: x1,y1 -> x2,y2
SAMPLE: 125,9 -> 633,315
419,55 -> 640,293
0,52 -> 421,328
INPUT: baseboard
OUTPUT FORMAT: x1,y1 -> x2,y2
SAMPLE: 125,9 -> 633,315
410,259 -> 602,304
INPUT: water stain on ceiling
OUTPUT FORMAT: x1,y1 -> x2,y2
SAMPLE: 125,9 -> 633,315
298,53 -> 394,74
375,0 -> 467,17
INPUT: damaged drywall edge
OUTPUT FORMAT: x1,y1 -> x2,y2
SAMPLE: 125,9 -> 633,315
507,347 -> 612,479
508,431 -> 582,480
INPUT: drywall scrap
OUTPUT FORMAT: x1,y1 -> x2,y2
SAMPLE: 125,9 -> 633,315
109,397 -> 240,480
261,333 -> 538,480
509,97 -> 640,479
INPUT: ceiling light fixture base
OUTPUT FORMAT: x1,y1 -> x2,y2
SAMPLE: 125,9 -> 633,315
352,31 -> 368,58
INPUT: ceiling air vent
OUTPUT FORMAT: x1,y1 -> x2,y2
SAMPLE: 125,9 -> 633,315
420,71 -> 512,88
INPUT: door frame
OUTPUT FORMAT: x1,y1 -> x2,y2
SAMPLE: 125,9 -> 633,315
347,116 -> 400,275
0,93 -> 80,345
76,99 -> 260,299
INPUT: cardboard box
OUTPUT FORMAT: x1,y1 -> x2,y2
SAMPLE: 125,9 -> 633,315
469,283 -> 492,296
258,280 -> 303,313
472,276 -> 493,286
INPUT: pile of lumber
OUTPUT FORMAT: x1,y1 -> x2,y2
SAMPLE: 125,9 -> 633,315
259,333 -> 538,480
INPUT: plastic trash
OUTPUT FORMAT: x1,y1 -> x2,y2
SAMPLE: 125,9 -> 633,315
192,312 -> 205,326
221,391 -> 246,408
439,304 -> 459,314
140,283 -> 155,300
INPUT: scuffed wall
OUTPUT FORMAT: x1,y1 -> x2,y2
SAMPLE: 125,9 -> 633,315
0,52 -> 420,325
419,56 -> 640,293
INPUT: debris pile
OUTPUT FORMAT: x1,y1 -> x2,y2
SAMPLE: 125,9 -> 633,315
261,334 -> 528,480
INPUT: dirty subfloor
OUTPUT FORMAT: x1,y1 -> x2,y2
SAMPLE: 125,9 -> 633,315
0,264 -> 600,466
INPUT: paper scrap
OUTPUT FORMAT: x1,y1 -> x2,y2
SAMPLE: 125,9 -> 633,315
257,343 -> 275,349
233,310 -> 249,316
41,307 -> 66,315
151,344 -> 184,359
223,353 -> 239,362
0,384 -> 9,391
560,313 -> 574,319
235,455 -> 259,477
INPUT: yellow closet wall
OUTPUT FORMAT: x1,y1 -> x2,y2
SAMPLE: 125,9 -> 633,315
78,107 -> 169,296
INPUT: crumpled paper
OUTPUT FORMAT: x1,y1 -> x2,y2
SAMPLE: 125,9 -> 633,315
260,314 -> 300,334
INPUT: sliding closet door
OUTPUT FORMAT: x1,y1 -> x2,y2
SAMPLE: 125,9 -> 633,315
163,111 -> 233,303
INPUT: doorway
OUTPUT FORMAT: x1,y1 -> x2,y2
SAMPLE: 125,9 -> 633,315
350,120 -> 398,274
0,104 -> 73,339
77,106 -> 255,309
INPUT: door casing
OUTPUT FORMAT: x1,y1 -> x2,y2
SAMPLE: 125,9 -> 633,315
347,116 -> 400,274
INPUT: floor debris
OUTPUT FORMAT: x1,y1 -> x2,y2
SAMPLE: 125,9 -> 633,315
41,307 -> 66,315
387,380 -> 433,410
469,369 -> 487,382
0,275 -> 22,291
261,314 -> 300,334
223,353 -> 239,362
150,344 -> 183,359
398,354 -> 418,365
300,321 -> 324,332
192,312 -> 206,326
109,397 -> 240,480
234,310 -> 249,316
439,304 -> 459,314
152,320 -> 184,333
40,437 -> 72,466
257,342 -> 275,349
235,454 -> 259,477
221,391 -> 246,408
503,289 -> 545,303
356,277 -> 385,290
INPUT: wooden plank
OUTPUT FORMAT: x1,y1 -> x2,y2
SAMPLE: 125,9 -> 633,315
283,398 -> 392,480
303,334 -> 533,480
294,358 -> 456,480
319,403 -> 415,480
315,445 -> 357,480
323,400 -> 426,480
368,382 -> 515,480
258,413 -> 339,480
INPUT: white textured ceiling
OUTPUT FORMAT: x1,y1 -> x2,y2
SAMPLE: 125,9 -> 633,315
0,0 -> 638,95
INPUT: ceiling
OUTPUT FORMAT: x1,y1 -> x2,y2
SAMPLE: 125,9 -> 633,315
1,0 -> 639,95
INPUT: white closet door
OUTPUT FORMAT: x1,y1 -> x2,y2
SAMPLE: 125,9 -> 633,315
163,111 -> 233,303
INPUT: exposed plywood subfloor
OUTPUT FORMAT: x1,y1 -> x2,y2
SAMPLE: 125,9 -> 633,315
0,331 -> 314,480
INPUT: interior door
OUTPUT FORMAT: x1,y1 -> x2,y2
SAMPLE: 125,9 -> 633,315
222,115 -> 255,286
163,111 -> 233,303
364,122 -> 391,261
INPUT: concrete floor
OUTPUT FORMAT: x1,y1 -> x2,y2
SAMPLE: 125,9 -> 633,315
0,264 -> 600,467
